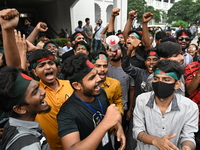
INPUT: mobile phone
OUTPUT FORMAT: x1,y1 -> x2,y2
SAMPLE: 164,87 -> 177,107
0,118 -> 9,128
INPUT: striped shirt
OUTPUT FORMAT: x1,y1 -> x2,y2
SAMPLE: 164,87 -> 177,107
2,117 -> 50,150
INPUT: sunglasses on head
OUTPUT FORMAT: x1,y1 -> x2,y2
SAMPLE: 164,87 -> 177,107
178,37 -> 190,41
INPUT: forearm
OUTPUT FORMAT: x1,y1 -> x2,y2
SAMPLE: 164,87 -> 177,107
2,29 -> 21,68
185,75 -> 200,95
142,22 -> 152,50
181,141 -> 195,150
137,131 -> 158,145
108,16 -> 115,33
100,24 -> 108,35
67,121 -> 109,150
128,86 -> 135,111
123,18 -> 133,42
26,28 -> 39,43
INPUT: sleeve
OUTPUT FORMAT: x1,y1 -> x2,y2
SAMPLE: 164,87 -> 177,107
180,102 -> 198,145
122,55 -> 143,80
113,81 -> 124,115
129,75 -> 135,87
132,94 -> 146,141
184,64 -> 193,84
57,105 -> 78,138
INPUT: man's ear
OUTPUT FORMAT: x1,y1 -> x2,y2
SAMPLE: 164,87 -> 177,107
174,80 -> 181,90
71,82 -> 81,90
13,105 -> 27,115
32,69 -> 38,77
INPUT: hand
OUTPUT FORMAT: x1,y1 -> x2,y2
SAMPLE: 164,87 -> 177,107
128,10 -> 138,19
0,8 -> 19,30
14,29 -> 27,54
35,22 -> 48,32
181,145 -> 192,150
88,36 -> 92,39
115,124 -> 126,150
126,109 -> 131,121
26,40 -> 37,52
112,8 -> 120,17
142,12 -> 153,23
102,104 -> 121,129
152,134 -> 179,150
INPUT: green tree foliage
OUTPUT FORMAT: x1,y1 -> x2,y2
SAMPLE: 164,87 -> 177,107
128,0 -> 161,23
171,20 -> 188,28
167,0 -> 194,24
128,0 -> 147,23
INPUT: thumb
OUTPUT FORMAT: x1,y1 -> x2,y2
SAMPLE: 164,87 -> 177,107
166,134 -> 176,139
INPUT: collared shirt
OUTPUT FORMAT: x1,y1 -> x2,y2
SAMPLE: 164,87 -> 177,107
133,92 -> 198,150
100,77 -> 123,115
35,78 -> 73,150
2,117 -> 50,150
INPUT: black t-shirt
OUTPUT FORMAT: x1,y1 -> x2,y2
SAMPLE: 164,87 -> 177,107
57,89 -> 114,150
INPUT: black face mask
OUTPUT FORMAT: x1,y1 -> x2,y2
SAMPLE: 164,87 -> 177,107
152,81 -> 175,98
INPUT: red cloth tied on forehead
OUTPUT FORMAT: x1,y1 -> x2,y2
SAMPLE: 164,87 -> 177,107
150,51 -> 156,56
86,60 -> 94,68
160,71 -> 166,74
77,33 -> 82,36
119,34 -> 123,36
36,55 -> 54,62
182,32 -> 187,36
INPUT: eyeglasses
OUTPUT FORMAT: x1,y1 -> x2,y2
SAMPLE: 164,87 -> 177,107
178,37 -> 190,41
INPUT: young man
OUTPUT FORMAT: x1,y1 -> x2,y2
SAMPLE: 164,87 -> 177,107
83,18 -> 93,47
0,66 -> 51,150
28,49 -> 74,150
19,18 -> 34,38
75,20 -> 83,32
184,56 -> 200,149
58,53 -> 125,150
133,60 -> 198,150
92,51 -> 123,115
176,29 -> 193,66
93,19 -> 104,51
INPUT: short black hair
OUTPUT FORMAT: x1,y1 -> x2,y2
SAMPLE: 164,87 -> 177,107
85,18 -> 90,22
28,49 -> 54,65
0,66 -> 29,117
61,53 -> 89,82
25,18 -> 32,23
160,37 -> 176,43
153,60 -> 183,80
176,29 -> 192,39
78,20 -> 82,24
156,42 -> 181,58
155,31 -> 167,40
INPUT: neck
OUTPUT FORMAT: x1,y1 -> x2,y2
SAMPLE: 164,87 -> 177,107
110,60 -> 121,66
18,114 -> 36,121
155,94 -> 174,114
74,91 -> 95,102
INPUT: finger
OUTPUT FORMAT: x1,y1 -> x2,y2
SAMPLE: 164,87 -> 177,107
166,134 -> 176,139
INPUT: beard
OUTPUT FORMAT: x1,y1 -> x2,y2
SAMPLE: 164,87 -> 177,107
81,83 -> 101,97
38,105 -> 51,114
111,56 -> 121,62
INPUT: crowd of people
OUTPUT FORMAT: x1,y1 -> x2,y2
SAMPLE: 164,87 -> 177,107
0,7 -> 200,150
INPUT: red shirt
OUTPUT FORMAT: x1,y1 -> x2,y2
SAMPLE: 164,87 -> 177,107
184,61 -> 200,125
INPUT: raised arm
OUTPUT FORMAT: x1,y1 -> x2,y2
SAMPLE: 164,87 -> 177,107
142,12 -> 153,50
107,8 -> 120,33
0,8 -> 21,68
26,22 -> 48,43
123,10 -> 137,42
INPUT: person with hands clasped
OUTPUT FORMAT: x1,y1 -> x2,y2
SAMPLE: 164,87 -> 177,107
133,60 -> 198,150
